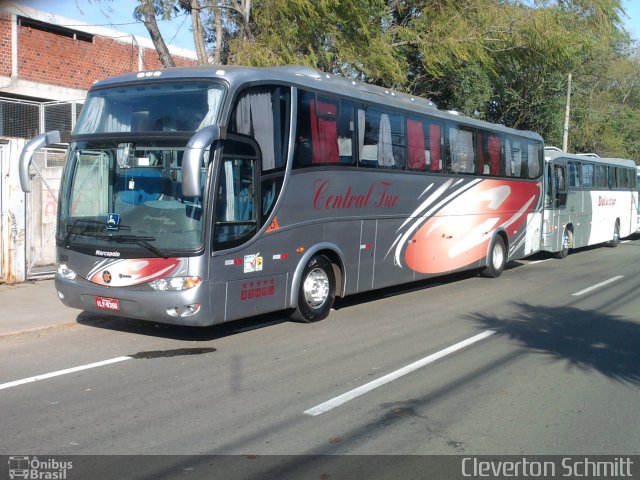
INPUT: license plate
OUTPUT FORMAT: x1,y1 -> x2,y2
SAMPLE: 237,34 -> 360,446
95,296 -> 120,311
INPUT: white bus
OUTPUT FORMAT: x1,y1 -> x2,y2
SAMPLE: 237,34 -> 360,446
542,149 -> 638,258
637,166 -> 640,232
19,66 -> 544,326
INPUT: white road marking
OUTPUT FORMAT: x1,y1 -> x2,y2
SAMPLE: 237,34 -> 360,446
304,330 -> 496,416
0,356 -> 132,391
528,259 -> 552,265
572,275 -> 624,297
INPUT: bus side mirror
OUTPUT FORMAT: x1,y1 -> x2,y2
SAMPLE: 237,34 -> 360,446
182,125 -> 225,198
19,131 -> 61,193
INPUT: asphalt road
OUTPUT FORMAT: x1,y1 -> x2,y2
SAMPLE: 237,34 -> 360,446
1,237 -> 639,462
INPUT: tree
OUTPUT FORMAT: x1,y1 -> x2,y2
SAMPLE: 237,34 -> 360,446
133,0 -> 639,160
134,0 -> 254,66
135,0 -> 177,67
228,0 -> 405,86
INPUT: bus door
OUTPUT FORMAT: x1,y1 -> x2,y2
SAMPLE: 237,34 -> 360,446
567,161 -> 587,246
210,135 -> 288,321
552,163 -> 568,250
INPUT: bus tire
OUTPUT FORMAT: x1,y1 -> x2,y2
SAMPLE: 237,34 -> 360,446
290,255 -> 335,323
607,221 -> 620,248
481,235 -> 506,278
554,228 -> 572,259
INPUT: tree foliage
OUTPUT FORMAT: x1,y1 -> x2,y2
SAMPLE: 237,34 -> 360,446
136,0 -> 639,161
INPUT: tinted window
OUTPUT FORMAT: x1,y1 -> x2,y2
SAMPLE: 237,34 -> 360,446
293,91 -> 355,167
478,131 -> 502,176
358,106 -> 405,169
407,118 -> 442,172
229,86 -> 290,172
448,125 -> 476,174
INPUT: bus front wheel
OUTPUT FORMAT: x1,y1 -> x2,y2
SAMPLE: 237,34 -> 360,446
290,255 -> 335,323
555,228 -> 573,259
481,235 -> 506,278
607,221 -> 620,248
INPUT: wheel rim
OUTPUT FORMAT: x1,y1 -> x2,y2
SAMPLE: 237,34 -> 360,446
562,230 -> 570,250
492,242 -> 504,270
613,225 -> 620,242
303,268 -> 330,309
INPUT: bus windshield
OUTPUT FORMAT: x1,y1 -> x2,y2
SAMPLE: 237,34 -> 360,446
57,140 -> 208,255
75,81 -> 224,134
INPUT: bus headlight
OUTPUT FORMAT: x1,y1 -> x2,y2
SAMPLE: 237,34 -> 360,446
149,276 -> 201,291
57,263 -> 77,280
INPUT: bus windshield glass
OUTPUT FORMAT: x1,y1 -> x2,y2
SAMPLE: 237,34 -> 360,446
75,81 -> 224,134
57,140 -> 208,254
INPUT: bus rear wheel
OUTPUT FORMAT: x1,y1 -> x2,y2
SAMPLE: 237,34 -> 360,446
481,235 -> 506,278
607,221 -> 620,248
290,255 -> 335,323
554,228 -> 573,259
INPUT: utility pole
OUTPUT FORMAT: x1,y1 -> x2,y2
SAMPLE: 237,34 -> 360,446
562,73 -> 572,152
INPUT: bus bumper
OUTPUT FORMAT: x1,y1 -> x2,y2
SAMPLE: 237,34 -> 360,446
55,275 -> 213,327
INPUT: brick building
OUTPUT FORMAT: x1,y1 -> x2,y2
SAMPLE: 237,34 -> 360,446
0,1 -> 197,137
0,2 -> 197,283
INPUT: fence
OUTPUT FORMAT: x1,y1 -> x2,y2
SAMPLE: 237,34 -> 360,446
0,97 -> 83,139
0,97 -> 80,282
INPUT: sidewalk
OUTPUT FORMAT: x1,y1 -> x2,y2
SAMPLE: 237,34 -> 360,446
0,279 -> 76,336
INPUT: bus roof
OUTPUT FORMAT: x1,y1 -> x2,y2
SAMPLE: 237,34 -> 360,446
545,150 -> 637,168
90,65 -> 543,142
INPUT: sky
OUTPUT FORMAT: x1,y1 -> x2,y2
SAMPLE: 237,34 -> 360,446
12,0 -> 640,53
16,0 -> 197,51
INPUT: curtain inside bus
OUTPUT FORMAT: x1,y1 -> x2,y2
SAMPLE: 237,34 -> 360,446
310,98 -> 339,164
234,91 -> 276,170
407,119 -> 425,170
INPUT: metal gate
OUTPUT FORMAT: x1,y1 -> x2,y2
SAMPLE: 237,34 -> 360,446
26,147 -> 66,278
0,142 -> 5,281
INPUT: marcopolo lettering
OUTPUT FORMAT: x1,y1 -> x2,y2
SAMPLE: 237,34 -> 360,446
95,250 -> 121,257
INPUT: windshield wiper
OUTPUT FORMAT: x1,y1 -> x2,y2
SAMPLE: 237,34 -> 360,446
64,219 -> 132,247
96,233 -> 169,259
64,219 -> 106,247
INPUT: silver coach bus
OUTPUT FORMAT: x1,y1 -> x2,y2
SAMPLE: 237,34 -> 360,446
542,149 -> 638,258
20,66 -> 544,326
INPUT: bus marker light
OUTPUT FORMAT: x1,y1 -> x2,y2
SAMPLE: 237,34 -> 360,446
296,247 -> 305,254
273,254 -> 288,260
184,277 -> 202,289
360,244 -> 372,250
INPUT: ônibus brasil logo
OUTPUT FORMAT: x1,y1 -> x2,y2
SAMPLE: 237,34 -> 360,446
8,456 -> 73,479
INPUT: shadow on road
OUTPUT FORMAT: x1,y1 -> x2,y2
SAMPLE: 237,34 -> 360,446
76,310 -> 289,341
467,302 -> 640,385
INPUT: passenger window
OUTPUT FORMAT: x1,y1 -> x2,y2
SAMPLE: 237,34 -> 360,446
505,139 -> 524,178
478,131 -> 502,176
407,118 -> 442,172
294,92 -> 355,167
527,142 -> 542,178
608,166 -> 617,189
337,100 -> 355,164
568,162 -> 581,188
581,163 -> 594,187
358,106 -> 405,169
448,126 -> 476,174
230,86 -> 290,172
595,165 -> 608,188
